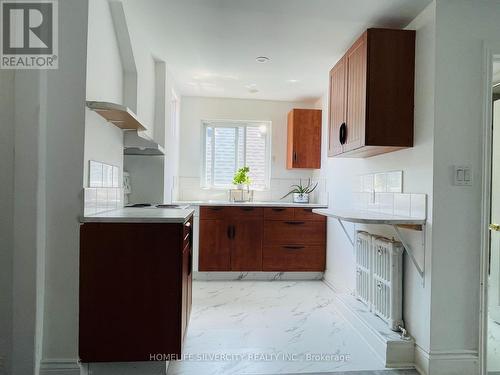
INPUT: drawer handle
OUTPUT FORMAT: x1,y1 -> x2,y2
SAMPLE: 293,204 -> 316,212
303,208 -> 312,212
284,221 -> 305,225
209,207 -> 223,211
272,208 -> 286,212
283,245 -> 305,250
241,207 -> 254,211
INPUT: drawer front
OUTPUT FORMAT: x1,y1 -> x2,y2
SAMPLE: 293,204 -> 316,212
293,207 -> 326,221
263,245 -> 325,271
263,207 -> 294,220
200,206 -> 228,219
229,206 -> 263,218
263,220 -> 326,244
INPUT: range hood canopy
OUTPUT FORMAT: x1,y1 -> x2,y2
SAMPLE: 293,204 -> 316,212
124,130 -> 165,156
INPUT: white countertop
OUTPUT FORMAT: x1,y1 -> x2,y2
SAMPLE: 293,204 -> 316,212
81,207 -> 195,223
174,200 -> 328,208
312,208 -> 426,225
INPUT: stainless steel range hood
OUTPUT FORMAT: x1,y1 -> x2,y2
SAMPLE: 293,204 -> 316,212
124,131 -> 165,156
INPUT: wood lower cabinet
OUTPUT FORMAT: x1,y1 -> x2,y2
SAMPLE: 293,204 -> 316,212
230,216 -> 263,271
199,206 -> 326,272
79,218 -> 193,362
328,28 -> 415,158
199,217 -> 230,271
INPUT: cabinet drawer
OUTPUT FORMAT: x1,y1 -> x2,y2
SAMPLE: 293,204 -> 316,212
263,207 -> 294,220
263,245 -> 325,271
229,206 -> 263,218
263,220 -> 326,244
293,208 -> 325,221
200,206 -> 227,219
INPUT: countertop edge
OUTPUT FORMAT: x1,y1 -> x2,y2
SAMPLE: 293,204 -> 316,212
312,208 -> 426,225
80,208 -> 195,224
174,201 -> 328,208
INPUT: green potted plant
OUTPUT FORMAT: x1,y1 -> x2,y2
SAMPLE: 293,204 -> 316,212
232,166 -> 251,189
281,178 -> 318,203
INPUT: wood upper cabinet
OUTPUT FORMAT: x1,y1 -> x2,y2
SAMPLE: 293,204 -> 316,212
328,28 -> 415,158
328,56 -> 347,157
287,108 -> 322,169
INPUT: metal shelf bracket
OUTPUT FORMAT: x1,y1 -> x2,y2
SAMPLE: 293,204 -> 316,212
337,218 -> 354,247
392,224 -> 425,279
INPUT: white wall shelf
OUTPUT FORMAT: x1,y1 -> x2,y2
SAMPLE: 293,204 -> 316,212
313,208 -> 426,279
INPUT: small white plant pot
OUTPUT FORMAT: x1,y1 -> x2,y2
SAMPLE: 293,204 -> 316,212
293,193 -> 309,203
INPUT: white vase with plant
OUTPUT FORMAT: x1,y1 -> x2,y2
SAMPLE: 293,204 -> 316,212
281,178 -> 318,203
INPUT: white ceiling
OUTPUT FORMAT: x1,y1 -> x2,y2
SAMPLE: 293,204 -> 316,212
124,0 -> 431,102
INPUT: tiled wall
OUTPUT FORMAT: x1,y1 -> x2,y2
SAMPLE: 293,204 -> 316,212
84,160 -> 123,215
353,171 -> 426,219
176,176 -> 328,204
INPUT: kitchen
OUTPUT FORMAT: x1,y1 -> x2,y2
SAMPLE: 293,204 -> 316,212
76,0 -> 431,374
4,0 -> 500,374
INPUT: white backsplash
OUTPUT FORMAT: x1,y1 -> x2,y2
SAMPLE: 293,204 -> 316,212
176,176 -> 327,204
353,171 -> 426,219
85,160 -> 123,215
84,187 -> 123,216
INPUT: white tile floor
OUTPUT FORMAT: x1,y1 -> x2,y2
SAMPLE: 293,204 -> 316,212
167,280 -> 388,375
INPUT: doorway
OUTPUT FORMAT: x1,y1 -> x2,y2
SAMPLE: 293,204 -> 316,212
481,50 -> 500,375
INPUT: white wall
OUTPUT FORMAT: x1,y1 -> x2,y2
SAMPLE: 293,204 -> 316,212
4,1 -> 89,374
426,1 -> 500,373
124,155 -> 164,203
178,96 -> 322,201
84,0 -> 125,187
315,1 -> 436,369
0,71 -> 14,375
164,69 -> 180,203
40,0 -> 89,367
123,0 -> 156,142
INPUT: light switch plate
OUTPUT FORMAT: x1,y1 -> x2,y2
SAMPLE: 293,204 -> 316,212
454,165 -> 472,186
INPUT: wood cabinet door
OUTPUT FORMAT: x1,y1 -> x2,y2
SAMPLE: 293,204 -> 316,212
287,109 -> 321,169
344,32 -> 367,153
329,57 -> 347,156
199,219 -> 230,271
230,218 -> 263,271
292,109 -> 322,168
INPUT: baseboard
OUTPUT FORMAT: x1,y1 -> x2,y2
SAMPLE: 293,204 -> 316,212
415,345 -> 479,375
39,359 -> 80,375
322,278 -> 415,369
194,271 -> 323,281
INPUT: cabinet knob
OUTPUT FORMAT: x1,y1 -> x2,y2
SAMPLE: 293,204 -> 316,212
339,123 -> 347,145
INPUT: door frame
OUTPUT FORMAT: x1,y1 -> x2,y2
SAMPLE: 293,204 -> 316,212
479,41 -> 500,375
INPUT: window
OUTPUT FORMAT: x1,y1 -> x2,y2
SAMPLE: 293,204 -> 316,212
202,120 -> 271,190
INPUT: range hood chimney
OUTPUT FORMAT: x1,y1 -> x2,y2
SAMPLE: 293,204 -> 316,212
124,131 -> 165,156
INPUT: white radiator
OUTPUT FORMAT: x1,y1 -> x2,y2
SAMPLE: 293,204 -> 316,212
355,231 -> 404,331
355,231 -> 372,308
